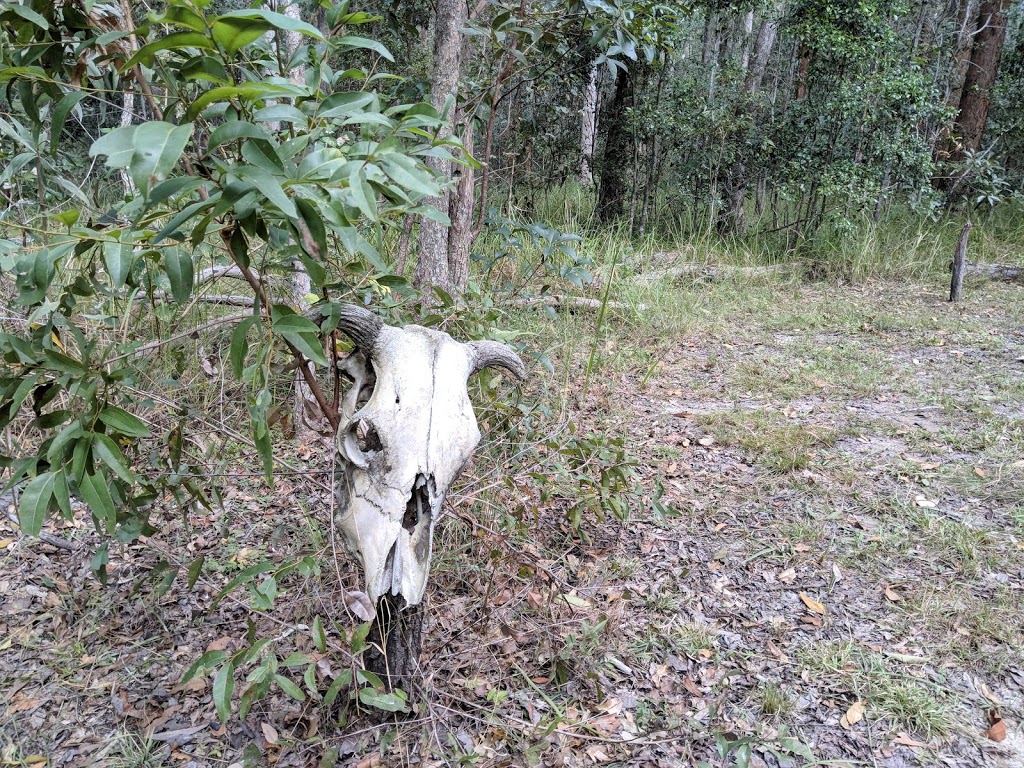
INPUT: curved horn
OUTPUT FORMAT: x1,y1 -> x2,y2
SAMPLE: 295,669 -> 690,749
336,304 -> 383,350
466,340 -> 526,381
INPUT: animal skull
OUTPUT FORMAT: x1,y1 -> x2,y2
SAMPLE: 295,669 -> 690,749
333,305 -> 525,606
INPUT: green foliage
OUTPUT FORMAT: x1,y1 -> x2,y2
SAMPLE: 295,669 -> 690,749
0,0 -> 454,554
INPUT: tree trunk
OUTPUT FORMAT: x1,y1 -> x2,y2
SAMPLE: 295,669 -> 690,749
596,66 -> 631,223
579,58 -> 599,186
365,594 -> 424,695
951,0 -> 1010,155
448,118 -> 474,290
935,0 -> 1010,192
796,43 -> 810,100
949,219 -> 972,301
415,0 -> 464,294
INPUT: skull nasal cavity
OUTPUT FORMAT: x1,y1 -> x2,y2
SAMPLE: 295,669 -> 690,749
403,474 -> 431,533
355,419 -> 382,453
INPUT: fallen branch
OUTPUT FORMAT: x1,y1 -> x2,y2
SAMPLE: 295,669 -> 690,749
510,295 -> 648,312
962,262 -> 1024,283
631,263 -> 790,285
134,292 -> 256,307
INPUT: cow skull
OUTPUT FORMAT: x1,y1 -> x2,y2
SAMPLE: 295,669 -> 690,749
333,305 -> 525,607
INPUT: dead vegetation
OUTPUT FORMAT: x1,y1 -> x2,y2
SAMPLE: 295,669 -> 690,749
2,278 -> 1023,768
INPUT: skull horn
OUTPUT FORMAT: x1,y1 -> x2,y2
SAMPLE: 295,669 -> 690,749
336,304 -> 383,350
466,340 -> 526,380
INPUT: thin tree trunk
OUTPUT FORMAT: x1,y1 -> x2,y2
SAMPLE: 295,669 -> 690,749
949,219 -> 972,301
579,57 -> 599,186
396,214 -> 414,274
415,0 -> 464,293
596,66 -> 631,223
118,90 -> 136,195
448,118 -> 474,290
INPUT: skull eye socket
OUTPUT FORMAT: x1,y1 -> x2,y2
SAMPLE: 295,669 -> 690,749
342,418 -> 382,468
354,419 -> 382,453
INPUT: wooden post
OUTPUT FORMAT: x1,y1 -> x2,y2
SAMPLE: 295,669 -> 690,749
949,220 -> 972,302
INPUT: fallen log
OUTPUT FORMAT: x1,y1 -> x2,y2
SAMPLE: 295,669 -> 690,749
962,262 -> 1024,282
631,263 -> 789,285
510,295 -> 648,312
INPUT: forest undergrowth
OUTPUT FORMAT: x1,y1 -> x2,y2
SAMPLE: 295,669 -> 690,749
2,216 -> 1024,768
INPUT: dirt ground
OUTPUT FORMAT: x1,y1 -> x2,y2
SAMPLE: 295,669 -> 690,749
2,279 -> 1023,767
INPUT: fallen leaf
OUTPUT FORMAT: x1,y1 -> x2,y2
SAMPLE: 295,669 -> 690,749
261,722 -> 278,745
778,568 -> 796,584
799,592 -> 825,614
884,585 -> 902,602
840,700 -> 866,729
985,710 -> 1006,742
974,467 -> 986,478
894,732 -> 930,748
832,563 -> 843,582
585,744 -> 611,762
698,436 -> 715,447
344,590 -> 374,621
682,676 -> 703,696
913,494 -> 937,509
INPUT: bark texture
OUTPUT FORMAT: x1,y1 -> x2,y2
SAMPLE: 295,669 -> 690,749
365,595 -> 424,694
596,66 -> 631,224
935,0 -> 1010,192
949,220 -> 972,301
415,0 -> 465,294
579,58 -> 599,185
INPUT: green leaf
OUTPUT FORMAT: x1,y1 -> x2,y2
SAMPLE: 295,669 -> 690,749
18,472 -> 55,536
274,674 -> 306,702
187,555 -> 205,589
234,166 -> 296,217
52,471 -> 72,519
90,125 -> 136,168
230,315 -> 258,377
334,36 -> 393,62
91,542 -> 109,584
218,9 -> 325,41
123,31 -> 215,70
50,91 -> 91,154
324,670 -> 352,709
92,433 -> 135,484
272,310 -> 328,367
381,153 -> 440,198
182,649 -> 227,684
5,3 -> 49,28
185,83 -> 297,122
211,17 -> 273,55
348,165 -> 377,222
147,177 -> 207,208
213,661 -> 235,724
103,241 -> 135,289
208,120 -> 272,153
79,471 -> 116,533
99,406 -> 150,437
162,248 -> 194,304
312,615 -> 326,653
131,122 -> 194,193
358,687 -> 409,713
212,560 -> 276,607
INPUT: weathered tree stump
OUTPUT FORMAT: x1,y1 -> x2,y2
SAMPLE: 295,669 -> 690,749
949,220 -> 971,302
364,594 -> 424,696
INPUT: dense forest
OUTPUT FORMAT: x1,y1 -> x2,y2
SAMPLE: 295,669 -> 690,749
2,0 -> 1023,765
